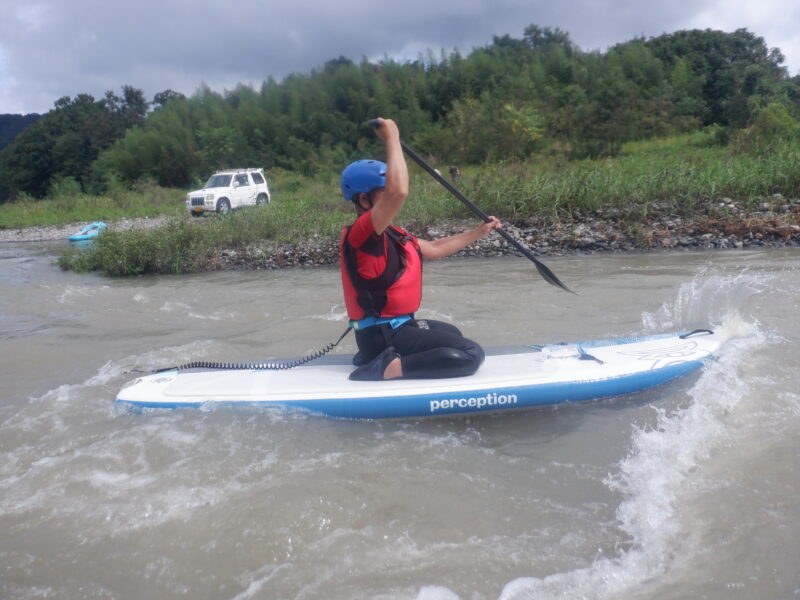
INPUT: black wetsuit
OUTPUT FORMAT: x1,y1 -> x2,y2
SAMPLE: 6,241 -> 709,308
353,318 -> 484,379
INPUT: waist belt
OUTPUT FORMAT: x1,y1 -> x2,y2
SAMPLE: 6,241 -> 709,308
349,314 -> 412,331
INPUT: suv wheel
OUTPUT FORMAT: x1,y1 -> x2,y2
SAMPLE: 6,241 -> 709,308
216,198 -> 231,215
256,193 -> 269,205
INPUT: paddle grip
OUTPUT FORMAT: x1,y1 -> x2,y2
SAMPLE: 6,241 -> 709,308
364,119 -> 574,293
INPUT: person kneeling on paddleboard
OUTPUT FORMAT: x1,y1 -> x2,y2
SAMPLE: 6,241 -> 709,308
340,118 -> 501,381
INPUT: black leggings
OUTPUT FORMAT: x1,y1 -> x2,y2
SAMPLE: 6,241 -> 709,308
354,319 -> 484,379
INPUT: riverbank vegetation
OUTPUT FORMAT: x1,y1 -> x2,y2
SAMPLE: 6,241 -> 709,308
0,179 -> 184,229
56,128 -> 800,276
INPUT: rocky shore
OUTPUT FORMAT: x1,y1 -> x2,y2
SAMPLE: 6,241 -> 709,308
3,199 -> 798,270
209,198 -> 800,270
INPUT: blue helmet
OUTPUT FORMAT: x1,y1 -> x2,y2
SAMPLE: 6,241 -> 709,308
340,160 -> 387,201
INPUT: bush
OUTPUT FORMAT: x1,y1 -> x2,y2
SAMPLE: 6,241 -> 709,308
58,219 -> 212,276
731,102 -> 800,153
48,175 -> 82,197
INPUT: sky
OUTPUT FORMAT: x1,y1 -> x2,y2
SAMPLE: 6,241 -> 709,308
1,0 -> 798,115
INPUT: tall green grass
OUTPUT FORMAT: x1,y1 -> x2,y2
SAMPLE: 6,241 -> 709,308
45,131 -> 800,276
0,180 -> 185,229
446,132 -> 799,220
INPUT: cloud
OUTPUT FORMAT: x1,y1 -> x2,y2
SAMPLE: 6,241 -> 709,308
0,0 -> 797,114
686,0 -> 800,68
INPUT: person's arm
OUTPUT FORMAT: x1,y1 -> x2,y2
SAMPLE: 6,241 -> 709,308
369,118 -> 408,235
418,217 -> 502,260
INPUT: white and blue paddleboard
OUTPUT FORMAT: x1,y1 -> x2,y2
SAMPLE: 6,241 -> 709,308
116,329 -> 722,419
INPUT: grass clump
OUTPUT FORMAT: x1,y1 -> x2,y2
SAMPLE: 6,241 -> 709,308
59,220 -> 212,276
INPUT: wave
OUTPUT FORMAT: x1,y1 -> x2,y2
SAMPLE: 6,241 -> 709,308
495,310 -> 763,597
490,267 -> 785,600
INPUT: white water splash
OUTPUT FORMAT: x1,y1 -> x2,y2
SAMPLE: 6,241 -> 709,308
641,266 -> 772,333
494,267 -> 774,600
496,323 -> 764,600
416,269 -> 776,600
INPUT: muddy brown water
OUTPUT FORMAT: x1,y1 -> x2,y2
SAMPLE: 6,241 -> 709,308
2,242 -> 799,599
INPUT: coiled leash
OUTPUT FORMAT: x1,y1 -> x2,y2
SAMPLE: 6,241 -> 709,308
152,327 -> 353,373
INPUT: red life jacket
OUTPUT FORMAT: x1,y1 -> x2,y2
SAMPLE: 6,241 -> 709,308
340,223 -> 423,320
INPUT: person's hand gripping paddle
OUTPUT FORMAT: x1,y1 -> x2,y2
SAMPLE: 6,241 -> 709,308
368,119 -> 575,294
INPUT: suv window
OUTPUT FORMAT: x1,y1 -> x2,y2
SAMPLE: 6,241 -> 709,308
251,172 -> 265,185
234,174 -> 250,187
205,174 -> 233,188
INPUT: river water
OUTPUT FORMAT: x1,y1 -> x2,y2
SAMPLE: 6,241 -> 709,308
1,241 -> 798,600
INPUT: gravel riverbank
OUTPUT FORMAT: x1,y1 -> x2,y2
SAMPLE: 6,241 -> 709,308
3,199 -> 799,271
0,216 -> 172,244
210,199 -> 800,270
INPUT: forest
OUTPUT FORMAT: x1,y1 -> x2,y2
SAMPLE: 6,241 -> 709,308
1,25 -> 799,204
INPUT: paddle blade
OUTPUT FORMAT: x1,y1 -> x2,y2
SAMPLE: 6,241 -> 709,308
533,258 -> 576,295
494,228 -> 575,293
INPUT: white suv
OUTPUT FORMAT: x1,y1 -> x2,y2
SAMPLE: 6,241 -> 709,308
186,168 -> 271,216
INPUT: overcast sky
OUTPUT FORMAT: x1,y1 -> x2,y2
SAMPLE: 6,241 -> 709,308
1,0 -> 798,115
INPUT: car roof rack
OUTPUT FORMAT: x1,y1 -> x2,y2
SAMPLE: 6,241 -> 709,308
213,168 -> 264,174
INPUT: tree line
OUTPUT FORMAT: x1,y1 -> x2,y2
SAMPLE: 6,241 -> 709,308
1,26 -> 798,203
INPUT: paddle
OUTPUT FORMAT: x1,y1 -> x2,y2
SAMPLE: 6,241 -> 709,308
367,119 -> 575,294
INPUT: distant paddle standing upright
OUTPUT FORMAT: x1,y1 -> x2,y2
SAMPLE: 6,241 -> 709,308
339,117 -> 502,381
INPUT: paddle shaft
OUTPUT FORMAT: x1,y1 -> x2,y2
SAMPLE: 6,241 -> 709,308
367,119 -> 574,294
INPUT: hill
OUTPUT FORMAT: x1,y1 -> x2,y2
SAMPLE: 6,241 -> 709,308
0,113 -> 40,150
